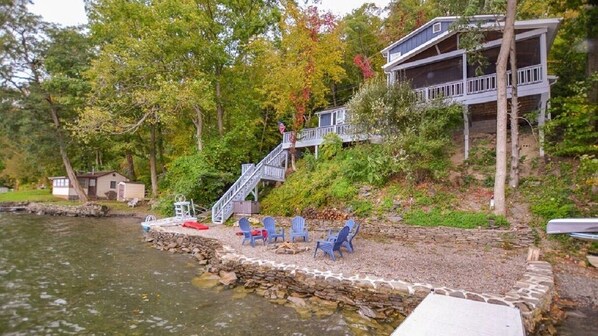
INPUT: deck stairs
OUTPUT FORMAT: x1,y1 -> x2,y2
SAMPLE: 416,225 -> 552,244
211,144 -> 288,224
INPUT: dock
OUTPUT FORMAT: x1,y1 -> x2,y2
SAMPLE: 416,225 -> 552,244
392,293 -> 525,336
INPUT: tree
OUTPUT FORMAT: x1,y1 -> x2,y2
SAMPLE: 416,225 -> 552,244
0,2 -> 90,200
494,0 -> 517,216
336,3 -> 385,103
254,1 -> 345,169
509,34 -> 520,188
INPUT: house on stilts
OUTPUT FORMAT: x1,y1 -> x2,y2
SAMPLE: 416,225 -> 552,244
211,15 -> 560,224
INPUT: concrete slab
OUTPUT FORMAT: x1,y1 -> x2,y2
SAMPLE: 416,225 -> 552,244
392,293 -> 525,336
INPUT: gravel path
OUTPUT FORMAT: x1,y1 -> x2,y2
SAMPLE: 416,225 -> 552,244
166,224 -> 527,295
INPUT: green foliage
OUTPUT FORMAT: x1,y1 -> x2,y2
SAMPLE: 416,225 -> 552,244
347,79 -> 462,182
403,209 -> 509,229
467,139 -> 496,167
350,200 -> 373,217
343,145 -> 394,186
545,75 -> 598,157
520,160 -> 591,225
330,179 -> 358,201
262,144 -> 388,216
320,133 -> 343,160
159,153 -> 232,208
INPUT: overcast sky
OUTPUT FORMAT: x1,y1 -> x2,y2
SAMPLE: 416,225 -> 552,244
28,0 -> 392,27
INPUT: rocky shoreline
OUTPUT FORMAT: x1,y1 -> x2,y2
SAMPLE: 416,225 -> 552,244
0,201 -> 109,217
145,226 -> 556,334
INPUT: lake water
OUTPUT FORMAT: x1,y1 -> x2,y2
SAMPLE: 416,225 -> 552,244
0,214 -> 358,335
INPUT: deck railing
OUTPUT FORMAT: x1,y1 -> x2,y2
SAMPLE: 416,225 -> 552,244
414,64 -> 544,100
415,80 -> 464,101
282,123 -> 354,146
467,64 -> 543,95
211,144 -> 286,224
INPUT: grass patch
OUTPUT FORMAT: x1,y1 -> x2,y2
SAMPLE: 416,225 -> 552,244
0,190 -> 61,202
403,208 -> 509,229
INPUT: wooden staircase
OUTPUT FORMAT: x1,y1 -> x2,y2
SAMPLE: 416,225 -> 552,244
211,144 -> 288,224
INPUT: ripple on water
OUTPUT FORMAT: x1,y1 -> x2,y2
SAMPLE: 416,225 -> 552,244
0,214 -> 371,335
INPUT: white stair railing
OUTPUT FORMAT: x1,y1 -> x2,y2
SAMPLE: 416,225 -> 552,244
211,144 -> 286,224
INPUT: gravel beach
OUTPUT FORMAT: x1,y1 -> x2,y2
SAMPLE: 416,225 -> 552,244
166,224 -> 527,295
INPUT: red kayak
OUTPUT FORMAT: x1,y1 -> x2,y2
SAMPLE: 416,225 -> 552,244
182,221 -> 209,230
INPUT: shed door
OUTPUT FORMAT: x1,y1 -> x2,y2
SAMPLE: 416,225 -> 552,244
88,179 -> 97,197
118,183 -> 125,200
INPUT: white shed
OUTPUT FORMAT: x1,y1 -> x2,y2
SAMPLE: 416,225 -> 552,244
117,181 -> 145,201
0,186 -> 9,194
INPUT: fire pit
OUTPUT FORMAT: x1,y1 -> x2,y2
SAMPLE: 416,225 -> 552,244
268,242 -> 310,254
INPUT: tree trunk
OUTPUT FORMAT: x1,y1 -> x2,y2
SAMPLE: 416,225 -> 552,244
331,82 -> 337,106
192,106 -> 204,152
149,124 -> 158,198
125,150 -> 137,181
215,66 -> 224,136
588,23 -> 598,102
509,36 -> 520,189
493,0 -> 517,216
49,104 -> 88,202
157,123 -> 166,173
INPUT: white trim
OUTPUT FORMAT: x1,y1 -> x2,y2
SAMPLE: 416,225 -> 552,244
392,49 -> 464,72
462,53 -> 468,97
433,22 -> 442,33
387,28 -> 547,72
380,15 -> 501,54
540,33 -> 548,85
382,18 -> 557,71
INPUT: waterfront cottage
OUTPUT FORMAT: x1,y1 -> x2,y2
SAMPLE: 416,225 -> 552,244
282,16 -> 559,159
212,15 -> 560,224
49,171 -> 129,200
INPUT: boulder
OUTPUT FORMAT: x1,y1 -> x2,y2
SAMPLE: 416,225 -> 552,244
287,296 -> 307,307
218,270 -> 237,286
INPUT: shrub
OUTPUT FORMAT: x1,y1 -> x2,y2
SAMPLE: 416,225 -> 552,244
545,75 -> 598,156
347,78 -> 462,182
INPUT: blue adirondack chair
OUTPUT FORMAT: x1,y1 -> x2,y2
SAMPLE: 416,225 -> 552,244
314,226 -> 350,261
341,222 -> 360,253
263,216 -> 285,243
239,217 -> 265,247
327,219 -> 355,240
289,216 -> 309,242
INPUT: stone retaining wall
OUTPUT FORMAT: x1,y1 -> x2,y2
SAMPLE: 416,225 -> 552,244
243,215 -> 535,249
0,202 -> 108,217
146,229 -> 553,333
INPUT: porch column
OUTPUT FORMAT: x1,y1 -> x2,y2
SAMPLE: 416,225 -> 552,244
314,145 -> 319,159
463,105 -> 470,160
540,33 -> 548,85
538,92 -> 549,158
462,52 -> 468,96
387,71 -> 395,85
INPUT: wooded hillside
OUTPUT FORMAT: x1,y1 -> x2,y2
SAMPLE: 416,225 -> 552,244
0,0 -> 595,214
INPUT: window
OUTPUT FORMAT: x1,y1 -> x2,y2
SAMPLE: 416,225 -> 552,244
432,22 -> 442,34
389,51 -> 402,62
78,178 -> 88,188
110,181 -> 116,189
54,179 -> 69,187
